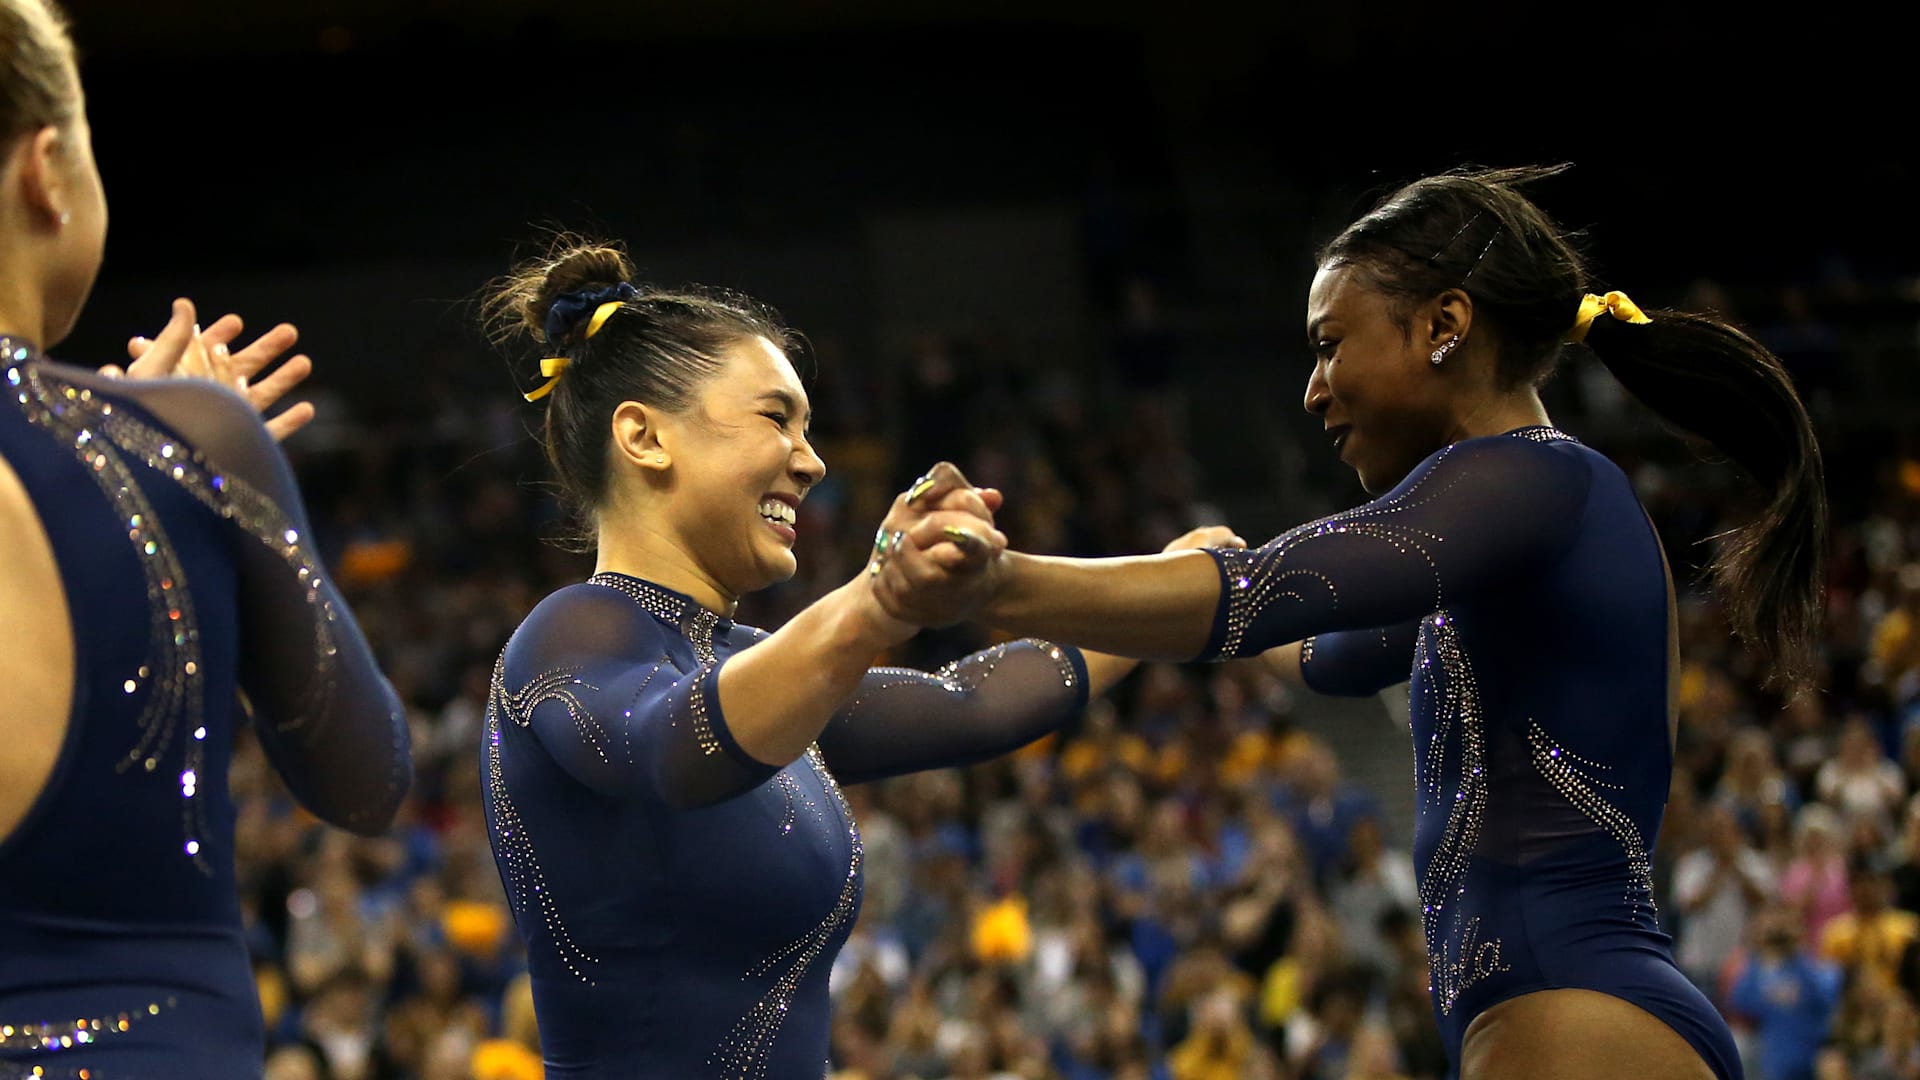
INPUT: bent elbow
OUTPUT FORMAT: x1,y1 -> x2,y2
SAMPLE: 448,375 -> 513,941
326,738 -> 414,837
334,765 -> 412,836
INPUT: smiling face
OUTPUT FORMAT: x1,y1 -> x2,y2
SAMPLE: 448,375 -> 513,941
649,335 -> 825,596
1302,263 -> 1459,494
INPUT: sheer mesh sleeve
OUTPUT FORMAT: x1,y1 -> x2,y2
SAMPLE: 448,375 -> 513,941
96,377 -> 411,835
1299,622 -> 1422,697
497,586 -> 778,808
1201,434 -> 1593,661
817,639 -> 1090,785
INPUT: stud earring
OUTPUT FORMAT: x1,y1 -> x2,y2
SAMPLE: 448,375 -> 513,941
1430,337 -> 1460,366
58,211 -> 71,226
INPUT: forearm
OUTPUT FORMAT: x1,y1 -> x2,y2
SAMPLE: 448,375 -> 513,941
719,579 -> 910,765
818,638 -> 1089,785
983,550 -> 1222,661
247,676 -> 411,838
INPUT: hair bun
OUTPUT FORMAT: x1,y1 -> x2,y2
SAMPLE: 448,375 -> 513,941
481,237 -> 638,348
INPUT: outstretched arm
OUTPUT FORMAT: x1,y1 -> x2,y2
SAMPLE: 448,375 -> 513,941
815,524 -> 1252,784
815,637 -> 1090,785
1073,524 -> 1250,695
817,525 -> 1249,784
970,434 -> 1593,661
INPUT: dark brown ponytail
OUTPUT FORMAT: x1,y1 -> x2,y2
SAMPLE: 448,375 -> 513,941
1583,310 -> 1827,687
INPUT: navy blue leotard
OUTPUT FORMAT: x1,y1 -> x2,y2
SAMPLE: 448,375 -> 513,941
0,345 -> 409,1078
1200,426 -> 1741,1080
483,572 -> 1088,1078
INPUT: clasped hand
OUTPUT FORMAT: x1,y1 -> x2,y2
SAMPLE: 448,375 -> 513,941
865,461 -> 1007,629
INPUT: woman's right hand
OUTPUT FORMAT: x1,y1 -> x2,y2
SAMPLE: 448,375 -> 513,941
866,461 -> 1008,629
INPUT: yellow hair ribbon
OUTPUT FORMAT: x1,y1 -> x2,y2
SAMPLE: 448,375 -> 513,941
523,300 -> 624,402
585,300 -> 622,339
1566,290 -> 1652,344
522,356 -> 570,403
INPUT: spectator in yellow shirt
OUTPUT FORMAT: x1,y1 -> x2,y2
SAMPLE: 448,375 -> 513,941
1820,858 -> 1920,994
1169,986 -> 1276,1080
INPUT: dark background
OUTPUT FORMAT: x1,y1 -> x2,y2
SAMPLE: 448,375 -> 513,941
62,1 -> 1913,398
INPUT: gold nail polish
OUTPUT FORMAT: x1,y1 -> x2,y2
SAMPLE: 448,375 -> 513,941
906,476 -> 937,504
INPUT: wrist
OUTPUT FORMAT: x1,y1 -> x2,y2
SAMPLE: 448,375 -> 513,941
841,578 -> 916,651
978,550 -> 1030,628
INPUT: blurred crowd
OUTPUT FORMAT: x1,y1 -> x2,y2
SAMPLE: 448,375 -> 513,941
234,266 -> 1920,1080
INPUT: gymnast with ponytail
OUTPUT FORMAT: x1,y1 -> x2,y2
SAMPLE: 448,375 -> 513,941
875,166 -> 1827,1080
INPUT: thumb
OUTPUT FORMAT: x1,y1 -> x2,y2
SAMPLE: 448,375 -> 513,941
136,299 -> 198,376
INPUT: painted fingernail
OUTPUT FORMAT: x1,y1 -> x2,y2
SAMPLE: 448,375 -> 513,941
941,526 -> 979,549
906,476 -> 937,504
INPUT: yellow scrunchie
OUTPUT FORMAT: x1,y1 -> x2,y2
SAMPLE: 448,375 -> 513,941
1566,290 -> 1652,344
524,299 -> 626,402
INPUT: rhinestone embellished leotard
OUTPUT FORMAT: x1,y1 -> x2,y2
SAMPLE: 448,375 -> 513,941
1198,427 -> 1741,1080
0,349 -> 409,1078
483,572 -> 1087,1078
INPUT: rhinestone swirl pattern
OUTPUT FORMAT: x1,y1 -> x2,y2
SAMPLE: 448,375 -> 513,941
774,770 -> 819,836
8,358 -> 346,871
11,360 -> 212,871
1416,610 -> 1500,1015
1211,427 -> 1578,661
1528,721 -> 1658,922
1212,463 -> 1459,660
486,654 -> 600,983
711,745 -> 861,1078
62,373 -> 344,735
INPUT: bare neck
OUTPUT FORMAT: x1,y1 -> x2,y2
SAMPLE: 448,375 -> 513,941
0,286 -> 47,350
0,217 -> 50,347
1443,387 -> 1552,444
592,509 -> 739,618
